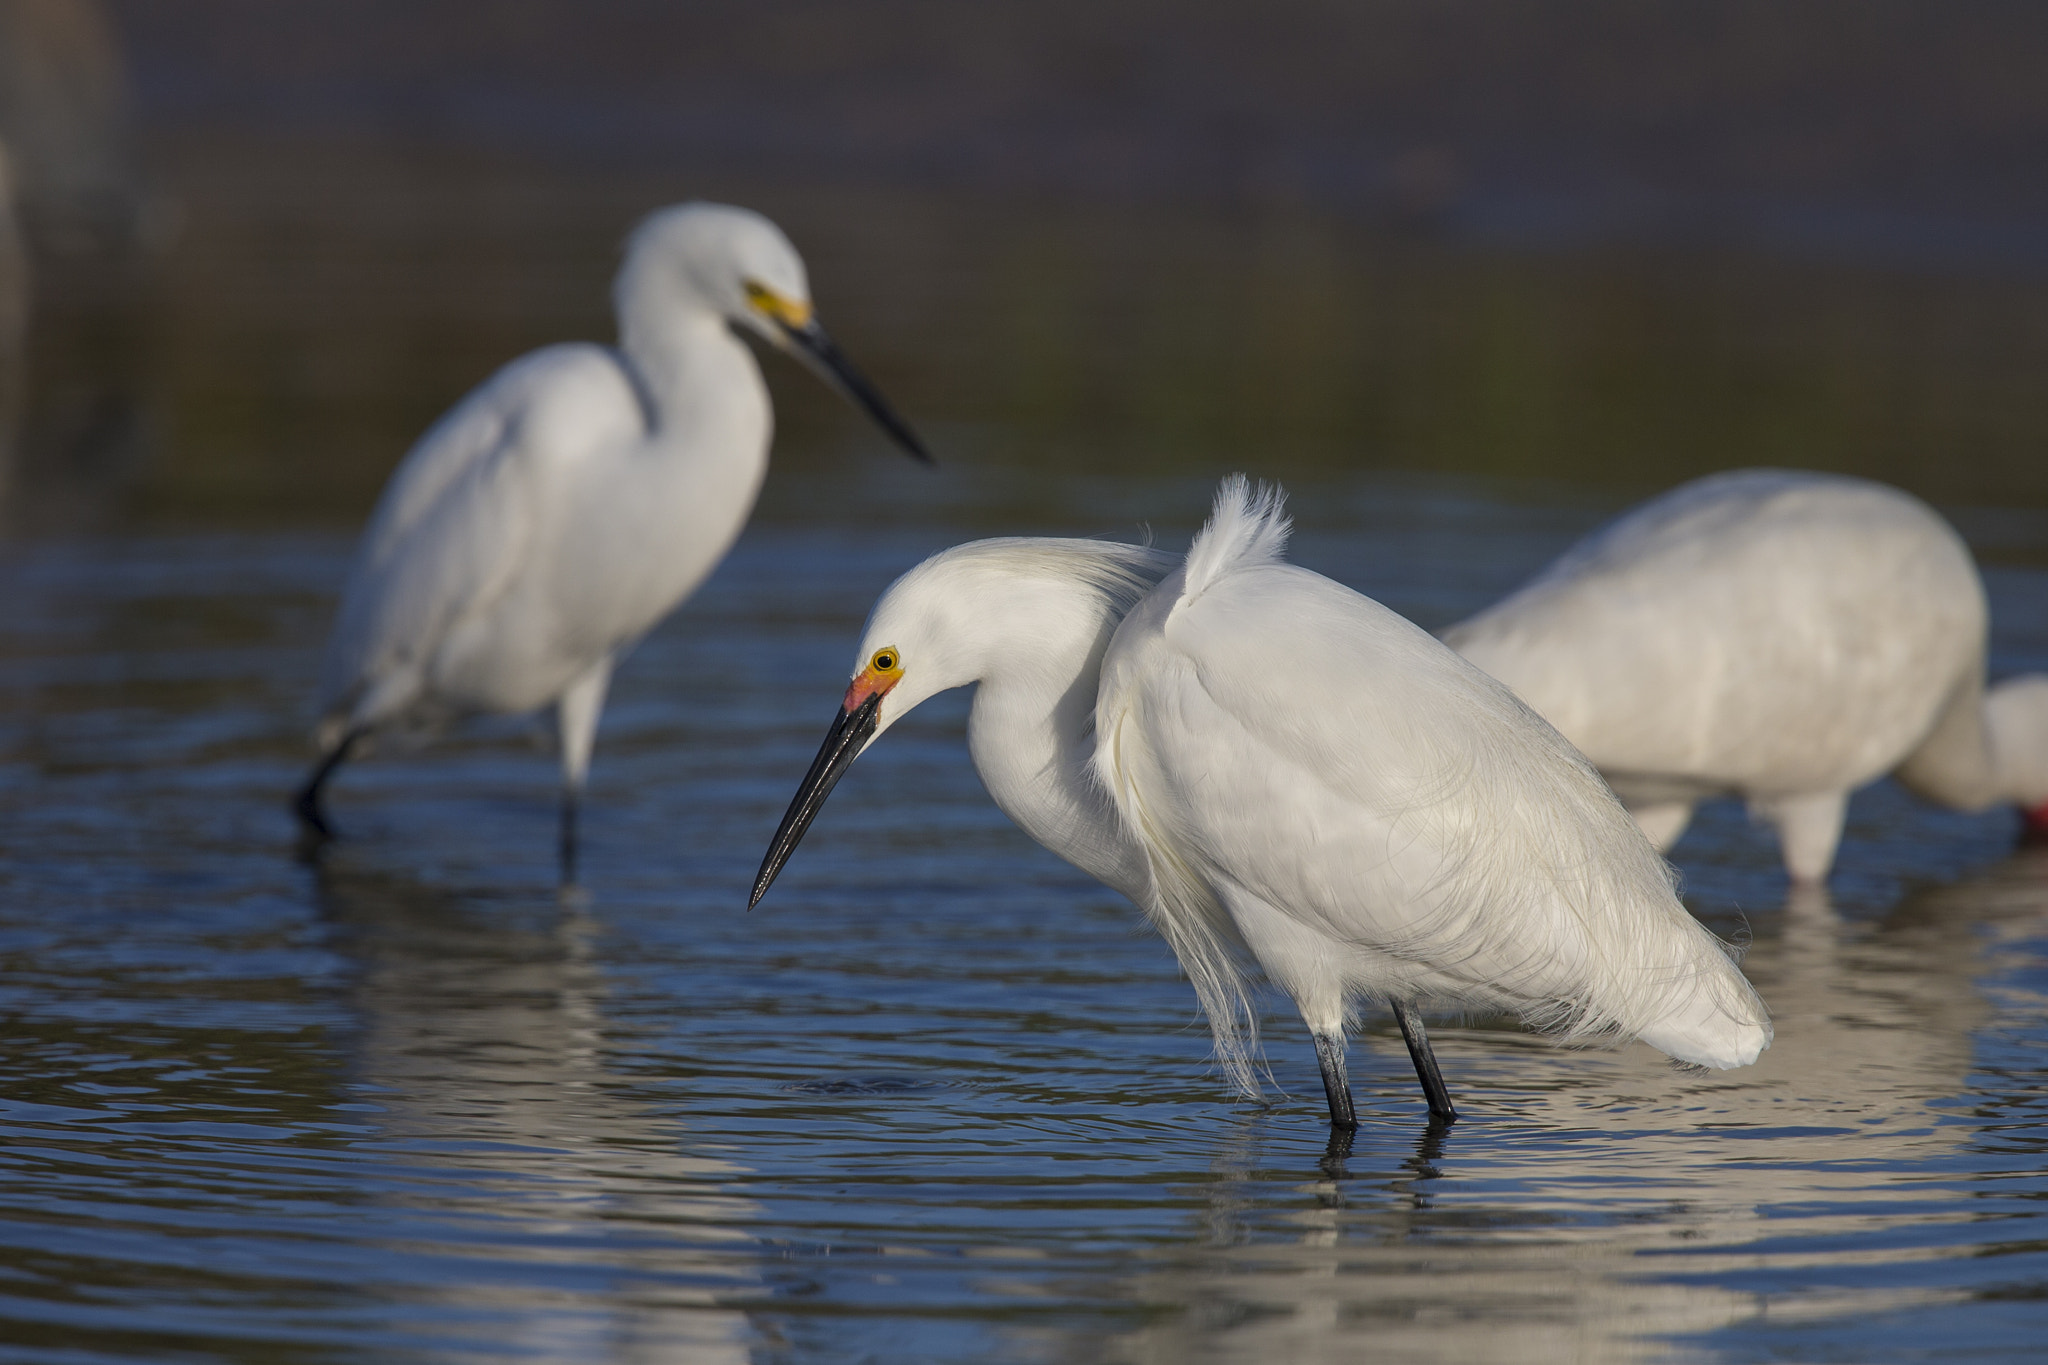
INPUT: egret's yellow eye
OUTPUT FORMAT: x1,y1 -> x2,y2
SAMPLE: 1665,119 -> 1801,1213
871,650 -> 899,673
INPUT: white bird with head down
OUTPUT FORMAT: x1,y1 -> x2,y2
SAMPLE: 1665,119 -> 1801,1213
751,478 -> 1771,1128
296,202 -> 930,872
1444,470 -> 2048,884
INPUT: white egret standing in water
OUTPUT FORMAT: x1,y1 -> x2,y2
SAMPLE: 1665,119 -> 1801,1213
751,478 -> 1770,1128
1444,470 -> 2048,883
297,203 -> 930,873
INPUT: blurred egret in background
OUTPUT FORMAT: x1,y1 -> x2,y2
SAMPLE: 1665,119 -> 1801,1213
1445,470 -> 2048,884
751,478 -> 1770,1128
297,203 -> 931,873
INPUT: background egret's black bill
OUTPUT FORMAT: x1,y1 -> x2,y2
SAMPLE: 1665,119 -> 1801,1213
782,319 -> 934,464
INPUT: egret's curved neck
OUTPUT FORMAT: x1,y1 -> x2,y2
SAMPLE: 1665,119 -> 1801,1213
560,263 -> 771,644
613,252 -> 769,441
965,602 -> 1152,903
1895,672 -> 2048,816
1987,675 -> 2048,810
610,282 -> 774,566
625,309 -> 764,429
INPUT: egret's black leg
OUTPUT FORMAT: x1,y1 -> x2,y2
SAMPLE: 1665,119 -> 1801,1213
1392,1000 -> 1458,1123
1313,1030 -> 1359,1131
558,789 -> 581,884
294,729 -> 363,841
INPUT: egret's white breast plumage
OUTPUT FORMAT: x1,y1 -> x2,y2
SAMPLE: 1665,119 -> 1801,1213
1444,470 -> 2048,882
753,478 -> 1771,1128
299,202 -> 929,869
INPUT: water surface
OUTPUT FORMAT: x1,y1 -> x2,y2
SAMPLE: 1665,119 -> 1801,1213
1,473 -> 2045,1362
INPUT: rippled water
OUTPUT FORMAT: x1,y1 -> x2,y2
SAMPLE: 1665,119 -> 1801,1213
1,471 -> 2046,1363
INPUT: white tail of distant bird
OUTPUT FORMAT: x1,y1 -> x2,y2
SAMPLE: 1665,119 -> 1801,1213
752,477 -> 1770,1128
1445,470 -> 2048,883
295,202 -> 930,876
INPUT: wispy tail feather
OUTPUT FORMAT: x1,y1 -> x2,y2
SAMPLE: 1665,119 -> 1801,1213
1181,475 -> 1291,607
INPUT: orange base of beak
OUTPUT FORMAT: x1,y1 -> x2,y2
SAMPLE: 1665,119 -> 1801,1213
844,666 -> 899,712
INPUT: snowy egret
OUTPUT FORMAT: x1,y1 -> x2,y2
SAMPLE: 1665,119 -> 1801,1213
751,478 -> 1771,1128
1444,470 -> 2048,883
295,202 -> 930,871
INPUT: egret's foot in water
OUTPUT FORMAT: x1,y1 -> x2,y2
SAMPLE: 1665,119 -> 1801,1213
1414,1113 -> 1454,1169
293,784 -> 333,842
292,729 -> 362,845
1319,1125 -> 1355,1179
1393,1000 -> 1458,1123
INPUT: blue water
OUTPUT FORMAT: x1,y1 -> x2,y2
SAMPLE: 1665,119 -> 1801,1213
0,472 -> 2045,1363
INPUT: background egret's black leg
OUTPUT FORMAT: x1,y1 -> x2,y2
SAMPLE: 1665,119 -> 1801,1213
1313,1030 -> 1359,1131
1393,1000 -> 1458,1122
294,729 -> 363,840
558,789 -> 580,884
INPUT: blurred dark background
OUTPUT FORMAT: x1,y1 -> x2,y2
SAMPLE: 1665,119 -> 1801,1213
6,0 -> 2048,531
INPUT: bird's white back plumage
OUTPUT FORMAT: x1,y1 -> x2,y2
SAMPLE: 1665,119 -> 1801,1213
319,345 -> 651,734
1094,477 -> 1771,1096
1444,469 -> 2048,878
1445,471 -> 1981,795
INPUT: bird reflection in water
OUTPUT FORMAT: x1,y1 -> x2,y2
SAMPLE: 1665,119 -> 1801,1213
311,857 -> 763,1364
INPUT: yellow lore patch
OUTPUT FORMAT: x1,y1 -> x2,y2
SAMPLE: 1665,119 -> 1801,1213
744,280 -> 814,330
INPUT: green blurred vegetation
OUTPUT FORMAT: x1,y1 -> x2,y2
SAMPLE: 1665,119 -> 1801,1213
97,136 -> 2048,532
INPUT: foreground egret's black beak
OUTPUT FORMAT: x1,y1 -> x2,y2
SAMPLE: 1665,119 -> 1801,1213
779,317 -> 933,464
751,690 -> 884,909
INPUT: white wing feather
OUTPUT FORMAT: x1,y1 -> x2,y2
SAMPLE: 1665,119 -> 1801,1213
318,343 -> 644,733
